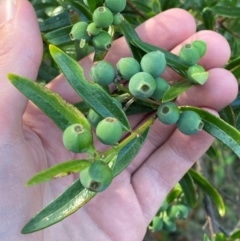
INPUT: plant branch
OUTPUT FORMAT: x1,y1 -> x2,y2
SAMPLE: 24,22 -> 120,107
126,0 -> 147,20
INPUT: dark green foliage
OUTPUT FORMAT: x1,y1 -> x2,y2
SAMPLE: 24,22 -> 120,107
177,110 -> 204,135
157,102 -> 180,125
96,117 -> 123,145
128,72 -> 156,99
80,160 -> 113,192
62,124 -> 93,153
87,108 -> 103,128
140,51 -> 166,77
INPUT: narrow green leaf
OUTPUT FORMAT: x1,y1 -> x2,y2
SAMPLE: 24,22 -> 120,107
21,179 -> 96,234
8,74 -> 90,131
204,234 -> 211,241
162,80 -> 192,102
27,160 -> 91,186
49,45 -> 130,131
38,61 -> 59,83
166,185 -> 182,203
225,56 -> 240,71
206,145 -> 218,159
219,105 -> 236,127
180,106 -> 240,157
44,26 -> 72,45
189,169 -> 225,216
202,8 -> 215,30
179,172 -> 197,208
112,128 -> 150,176
230,229 -> 240,240
207,6 -> 240,18
85,0 -> 103,13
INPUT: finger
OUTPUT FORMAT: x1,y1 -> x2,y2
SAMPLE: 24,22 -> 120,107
132,111 -> 216,224
0,0 -> 42,130
47,8 -> 196,102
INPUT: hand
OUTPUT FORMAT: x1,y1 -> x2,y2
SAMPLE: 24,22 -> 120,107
0,1 -> 237,241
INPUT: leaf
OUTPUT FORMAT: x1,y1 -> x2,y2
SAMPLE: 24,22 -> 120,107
180,106 -> 240,157
166,184 -> 182,203
27,160 -> 91,186
204,234 -> 211,241
219,105 -> 236,127
85,0 -> 103,13
202,8 -> 215,30
21,179 -> 96,234
44,26 -> 72,45
8,74 -> 90,131
189,169 -> 225,216
214,233 -> 227,241
230,229 -> 240,240
162,80 -> 192,102
112,128 -> 150,176
179,172 -> 197,208
206,6 -> 240,18
38,61 -> 59,83
49,45 -> 130,131
225,56 -> 240,71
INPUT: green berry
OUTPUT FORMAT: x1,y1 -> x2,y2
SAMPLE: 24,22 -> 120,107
140,51 -> 166,78
187,65 -> 209,85
80,160 -> 113,192
157,102 -> 180,125
62,124 -> 93,153
105,0 -> 127,13
192,40 -> 207,58
151,77 -> 170,100
93,7 -> 113,28
96,117 -> 123,145
152,217 -> 163,232
159,200 -> 169,212
87,109 -> 103,128
92,31 -> 112,50
87,22 -> 101,36
116,57 -> 141,80
177,110 -> 204,135
69,22 -> 91,42
112,13 -> 123,26
129,72 -> 156,99
162,217 -> 177,232
179,43 -> 201,66
90,60 -> 115,86
168,204 -> 189,219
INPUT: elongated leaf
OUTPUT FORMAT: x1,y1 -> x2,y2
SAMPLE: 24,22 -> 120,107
219,105 -> 236,127
162,80 -> 192,102
27,160 -> 91,186
189,169 -> 225,216
8,74 -> 90,131
22,179 -> 96,234
179,172 -> 197,208
49,45 -> 130,131
180,106 -> 240,157
225,56 -> 240,71
44,26 -> 72,45
230,229 -> 240,240
38,61 -> 59,83
85,0 -> 103,13
207,6 -> 240,18
112,128 -> 150,176
166,185 -> 182,203
204,234 -> 211,241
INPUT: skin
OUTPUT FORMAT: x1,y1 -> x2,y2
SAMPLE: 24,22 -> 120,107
0,1 -> 238,241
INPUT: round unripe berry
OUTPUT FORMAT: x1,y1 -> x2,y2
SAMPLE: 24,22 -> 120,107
140,51 -> 166,78
69,22 -> 91,42
96,117 -> 123,145
116,57 -> 141,80
129,72 -> 156,99
177,110 -> 204,135
93,7 -> 113,28
157,102 -> 180,125
152,217 -> 163,232
92,31 -> 112,50
168,204 -> 189,219
62,124 -> 93,153
105,0 -> 127,13
80,160 -> 113,192
179,43 -> 201,66
90,60 -> 115,86
87,109 -> 103,128
162,217 -> 177,232
187,64 -> 209,85
151,77 -> 170,100
112,13 -> 123,26
87,22 -> 101,36
192,40 -> 207,58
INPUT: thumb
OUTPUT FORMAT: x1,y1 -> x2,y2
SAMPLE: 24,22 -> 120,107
0,0 -> 42,130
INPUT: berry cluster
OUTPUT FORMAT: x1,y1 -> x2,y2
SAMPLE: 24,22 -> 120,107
70,0 -> 126,50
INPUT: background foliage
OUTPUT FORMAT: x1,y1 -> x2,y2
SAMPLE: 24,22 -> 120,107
28,0 -> 240,240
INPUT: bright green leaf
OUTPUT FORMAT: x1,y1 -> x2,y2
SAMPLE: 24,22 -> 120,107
180,106 -> 240,157
204,234 -> 211,241
27,160 -> 91,186
44,26 -> 72,45
207,6 -> 240,18
166,184 -> 182,203
49,45 -> 130,131
230,229 -> 240,240
215,233 -> 227,241
8,74 -> 90,131
189,169 -> 225,216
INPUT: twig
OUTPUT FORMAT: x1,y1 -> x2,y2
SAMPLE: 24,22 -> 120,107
126,0 -> 147,20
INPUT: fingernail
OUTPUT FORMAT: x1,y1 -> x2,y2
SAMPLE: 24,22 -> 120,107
0,0 -> 17,28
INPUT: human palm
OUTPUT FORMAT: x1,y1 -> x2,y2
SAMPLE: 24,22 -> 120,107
0,1 -> 237,241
